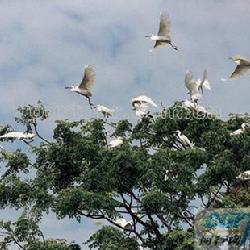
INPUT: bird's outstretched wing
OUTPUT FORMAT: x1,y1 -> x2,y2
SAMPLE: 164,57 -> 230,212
200,69 -> 211,90
79,65 -> 95,90
229,65 -> 249,80
153,40 -> 166,48
185,71 -> 194,90
158,12 -> 171,38
201,69 -> 207,83
132,96 -> 157,107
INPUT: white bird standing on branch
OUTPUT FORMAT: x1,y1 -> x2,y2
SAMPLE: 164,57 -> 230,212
96,105 -> 113,119
227,55 -> 250,80
65,65 -> 96,108
0,132 -> 35,140
108,136 -> 123,148
176,130 -> 194,148
236,170 -> 250,181
145,12 -> 178,51
230,123 -> 248,136
114,218 -> 132,230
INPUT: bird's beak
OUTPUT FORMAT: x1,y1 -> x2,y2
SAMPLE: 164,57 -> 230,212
65,86 -> 71,89
228,57 -> 232,60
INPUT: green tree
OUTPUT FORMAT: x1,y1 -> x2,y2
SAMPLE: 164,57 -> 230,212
0,101 -> 249,249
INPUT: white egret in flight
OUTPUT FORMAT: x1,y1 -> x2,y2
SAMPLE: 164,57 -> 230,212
227,55 -> 250,80
0,132 -> 35,140
65,65 -> 95,108
196,69 -> 211,94
145,12 -> 178,51
230,123 -> 248,136
96,105 -> 113,119
108,136 -> 123,148
185,70 -> 210,103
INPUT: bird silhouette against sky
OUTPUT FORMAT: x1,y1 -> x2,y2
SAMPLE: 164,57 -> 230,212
65,65 -> 96,108
228,55 -> 250,80
145,12 -> 178,52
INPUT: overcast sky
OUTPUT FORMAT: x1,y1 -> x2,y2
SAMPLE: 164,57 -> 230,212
0,0 -> 250,248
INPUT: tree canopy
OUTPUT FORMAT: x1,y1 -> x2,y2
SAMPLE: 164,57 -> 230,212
0,101 -> 249,249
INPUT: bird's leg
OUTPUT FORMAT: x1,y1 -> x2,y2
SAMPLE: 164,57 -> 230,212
199,86 -> 204,94
87,97 -> 94,109
170,42 -> 178,50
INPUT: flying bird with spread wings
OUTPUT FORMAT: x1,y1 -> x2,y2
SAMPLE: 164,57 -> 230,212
185,69 -> 211,103
65,65 -> 96,108
228,55 -> 250,80
145,12 -> 178,51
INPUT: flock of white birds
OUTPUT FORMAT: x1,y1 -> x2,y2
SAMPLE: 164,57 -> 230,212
0,12 -> 249,153
63,12 -> 250,151
0,11 -> 249,246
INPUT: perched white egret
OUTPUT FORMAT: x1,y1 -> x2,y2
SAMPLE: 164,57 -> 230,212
164,170 -> 169,181
135,109 -> 147,118
183,100 -> 210,114
145,12 -> 178,51
230,123 -> 248,136
65,65 -> 95,107
236,170 -> 250,181
185,70 -> 210,103
0,132 -> 35,140
96,105 -> 113,118
132,96 -> 157,118
132,95 -> 157,109
185,71 -> 201,103
108,136 -> 123,148
176,130 -> 194,148
114,218 -> 132,230
228,55 -> 250,80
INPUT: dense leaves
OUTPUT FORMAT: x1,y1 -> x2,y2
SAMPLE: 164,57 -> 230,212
0,102 -> 249,249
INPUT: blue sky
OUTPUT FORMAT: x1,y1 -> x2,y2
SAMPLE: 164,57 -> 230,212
0,0 -> 250,248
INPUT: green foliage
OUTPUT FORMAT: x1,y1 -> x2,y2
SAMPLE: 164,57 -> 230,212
86,226 -> 138,250
15,101 -> 49,132
1,150 -> 30,177
0,101 -> 249,249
